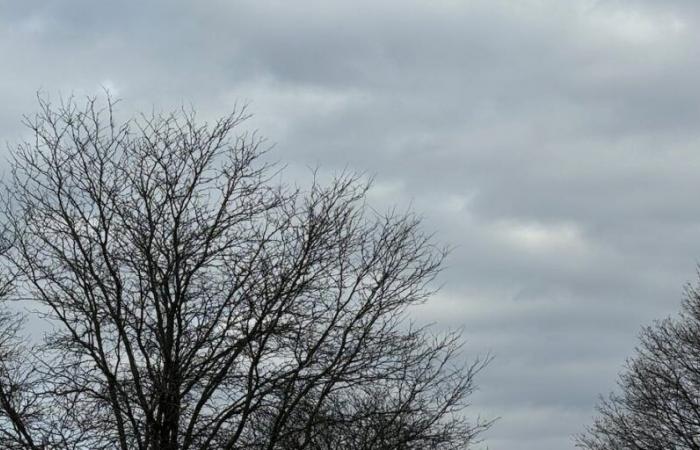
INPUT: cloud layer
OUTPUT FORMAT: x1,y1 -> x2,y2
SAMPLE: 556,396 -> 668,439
2,1 -> 700,448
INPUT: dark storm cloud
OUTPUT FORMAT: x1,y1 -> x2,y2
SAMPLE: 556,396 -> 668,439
1,0 -> 700,448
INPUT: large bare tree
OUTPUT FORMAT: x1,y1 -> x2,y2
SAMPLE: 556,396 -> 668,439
578,277 -> 700,450
0,96 -> 490,450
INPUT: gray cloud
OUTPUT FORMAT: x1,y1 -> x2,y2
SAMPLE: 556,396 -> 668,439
2,0 -> 700,448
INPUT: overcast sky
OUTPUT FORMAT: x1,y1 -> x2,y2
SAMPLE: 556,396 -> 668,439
3,0 -> 700,448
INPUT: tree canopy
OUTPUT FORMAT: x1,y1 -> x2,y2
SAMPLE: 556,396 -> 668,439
0,96 -> 490,450
579,276 -> 700,449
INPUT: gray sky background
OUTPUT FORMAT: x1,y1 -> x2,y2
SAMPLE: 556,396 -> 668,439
2,1 -> 700,448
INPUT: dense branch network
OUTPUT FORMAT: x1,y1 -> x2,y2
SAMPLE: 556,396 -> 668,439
579,278 -> 700,450
0,96 -> 490,450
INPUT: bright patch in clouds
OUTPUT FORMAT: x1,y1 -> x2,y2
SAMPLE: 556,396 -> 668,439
495,220 -> 587,254
587,6 -> 686,44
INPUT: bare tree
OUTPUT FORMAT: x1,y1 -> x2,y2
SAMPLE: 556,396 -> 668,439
578,276 -> 700,450
0,96 -> 491,450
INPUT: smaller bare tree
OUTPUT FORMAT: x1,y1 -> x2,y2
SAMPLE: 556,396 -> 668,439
579,275 -> 700,450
